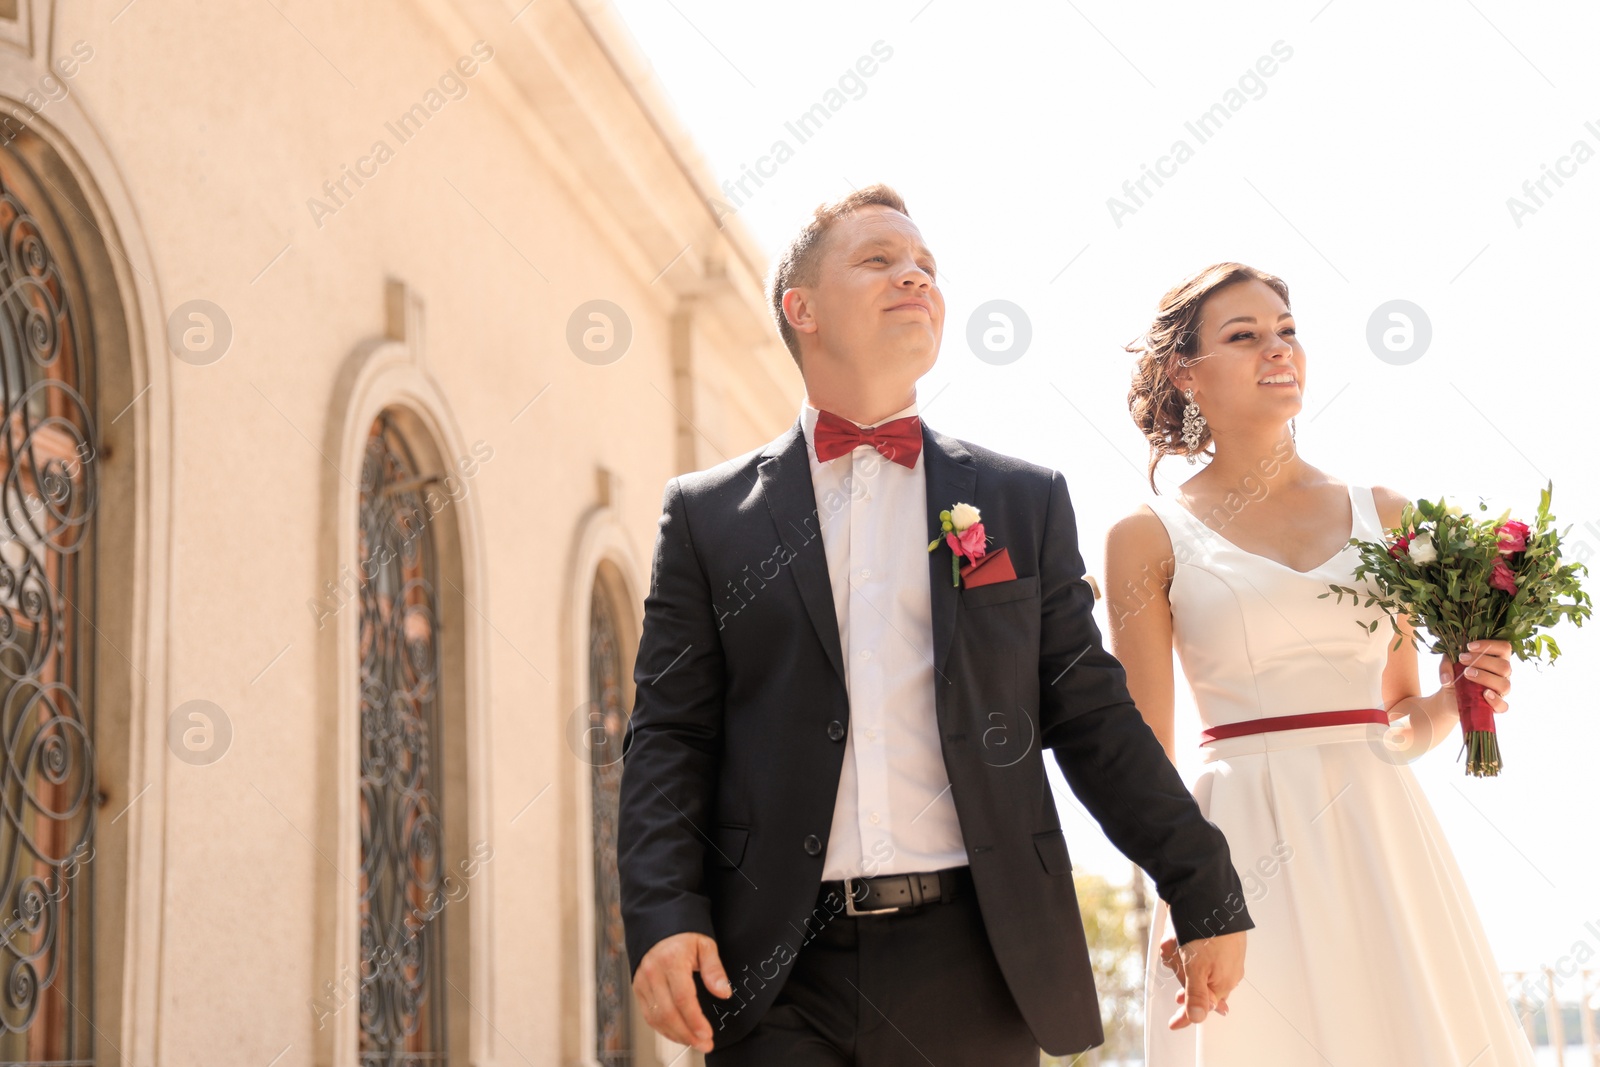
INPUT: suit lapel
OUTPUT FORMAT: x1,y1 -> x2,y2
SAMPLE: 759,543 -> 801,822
757,422 -> 847,686
922,423 -> 977,680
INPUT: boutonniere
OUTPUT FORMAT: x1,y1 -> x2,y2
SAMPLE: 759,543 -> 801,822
929,502 -> 990,586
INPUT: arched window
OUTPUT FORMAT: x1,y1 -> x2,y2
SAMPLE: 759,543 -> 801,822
588,575 -> 631,1066
0,138 -> 98,1064
357,411 -> 449,1065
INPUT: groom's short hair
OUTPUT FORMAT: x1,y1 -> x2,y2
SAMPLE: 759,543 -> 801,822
769,184 -> 910,368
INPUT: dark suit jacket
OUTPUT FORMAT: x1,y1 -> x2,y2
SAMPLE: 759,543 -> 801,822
618,418 -> 1253,1055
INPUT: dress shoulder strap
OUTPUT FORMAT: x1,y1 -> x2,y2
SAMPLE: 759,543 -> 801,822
1348,484 -> 1386,538
1142,493 -> 1184,533
1143,493 -> 1214,561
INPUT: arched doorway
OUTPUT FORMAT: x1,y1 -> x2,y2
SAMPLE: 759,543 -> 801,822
357,410 -> 450,1064
0,132 -> 103,1064
587,568 -> 632,1065
354,405 -> 481,1067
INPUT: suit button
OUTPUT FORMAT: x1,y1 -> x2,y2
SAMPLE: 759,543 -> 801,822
803,834 -> 822,856
827,720 -> 845,741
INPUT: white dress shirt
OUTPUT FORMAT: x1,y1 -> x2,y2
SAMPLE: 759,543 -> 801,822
799,396 -> 968,881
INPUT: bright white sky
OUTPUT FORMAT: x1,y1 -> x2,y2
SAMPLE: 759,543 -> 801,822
608,0 -> 1600,977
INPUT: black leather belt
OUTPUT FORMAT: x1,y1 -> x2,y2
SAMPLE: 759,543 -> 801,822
820,865 -> 973,916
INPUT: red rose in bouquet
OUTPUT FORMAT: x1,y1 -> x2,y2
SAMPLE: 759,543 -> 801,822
1496,520 -> 1530,553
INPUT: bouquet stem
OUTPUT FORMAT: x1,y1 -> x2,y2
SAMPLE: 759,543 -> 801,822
1451,660 -> 1501,777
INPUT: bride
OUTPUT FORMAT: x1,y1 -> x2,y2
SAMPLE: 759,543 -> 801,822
1104,262 -> 1537,1065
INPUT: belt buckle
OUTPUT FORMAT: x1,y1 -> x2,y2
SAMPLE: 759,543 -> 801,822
843,876 -> 900,916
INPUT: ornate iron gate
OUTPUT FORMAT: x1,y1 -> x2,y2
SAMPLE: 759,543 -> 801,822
0,146 -> 98,1066
357,413 -> 448,1066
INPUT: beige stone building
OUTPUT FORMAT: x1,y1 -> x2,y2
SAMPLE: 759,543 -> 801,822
0,1 -> 797,1064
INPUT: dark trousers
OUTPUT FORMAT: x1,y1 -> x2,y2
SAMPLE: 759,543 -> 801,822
706,868 -> 1039,1066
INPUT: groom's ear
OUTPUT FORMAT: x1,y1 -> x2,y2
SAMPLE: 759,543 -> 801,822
782,287 -> 819,338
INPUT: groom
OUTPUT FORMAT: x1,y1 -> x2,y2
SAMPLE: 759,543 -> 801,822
618,185 -> 1250,1064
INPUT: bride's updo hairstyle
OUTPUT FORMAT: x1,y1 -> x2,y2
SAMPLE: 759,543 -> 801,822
1126,261 -> 1291,492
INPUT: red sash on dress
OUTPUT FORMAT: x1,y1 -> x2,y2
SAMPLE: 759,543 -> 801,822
1199,708 -> 1391,746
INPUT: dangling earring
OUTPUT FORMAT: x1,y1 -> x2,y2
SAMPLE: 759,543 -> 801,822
1290,417 -> 1297,442
1180,388 -> 1206,464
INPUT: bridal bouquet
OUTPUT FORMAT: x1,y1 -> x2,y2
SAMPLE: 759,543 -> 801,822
1319,482 -> 1591,776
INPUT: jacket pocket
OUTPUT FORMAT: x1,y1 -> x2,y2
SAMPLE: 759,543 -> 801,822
709,824 -> 749,868
960,573 -> 1040,609
1032,828 -> 1071,876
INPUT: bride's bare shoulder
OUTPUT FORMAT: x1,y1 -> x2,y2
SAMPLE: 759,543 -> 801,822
1368,484 -> 1410,530
1105,503 -> 1174,568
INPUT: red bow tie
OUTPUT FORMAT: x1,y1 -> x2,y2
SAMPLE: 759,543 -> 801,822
813,409 -> 922,468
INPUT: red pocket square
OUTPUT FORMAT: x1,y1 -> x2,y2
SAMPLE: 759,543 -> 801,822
960,547 -> 1017,588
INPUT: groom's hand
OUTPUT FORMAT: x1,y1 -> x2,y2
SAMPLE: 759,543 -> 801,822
633,931 -> 733,1053
1160,930 -> 1246,1029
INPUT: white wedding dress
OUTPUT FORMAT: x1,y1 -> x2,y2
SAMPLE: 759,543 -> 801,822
1141,483 -> 1536,1067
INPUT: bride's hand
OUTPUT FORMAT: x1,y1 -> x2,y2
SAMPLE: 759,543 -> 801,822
1159,935 -> 1183,977
1164,940 -> 1235,1023
1163,931 -> 1243,1028
1444,639 -> 1514,712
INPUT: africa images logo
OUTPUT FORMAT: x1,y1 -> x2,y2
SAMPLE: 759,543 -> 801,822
1106,40 -> 1294,228
711,41 -> 895,221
